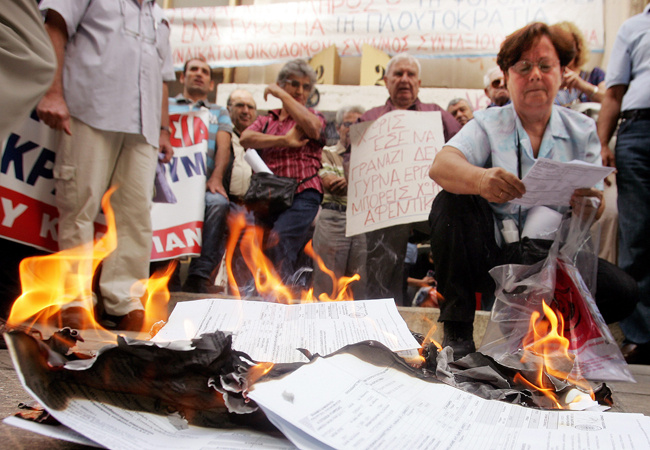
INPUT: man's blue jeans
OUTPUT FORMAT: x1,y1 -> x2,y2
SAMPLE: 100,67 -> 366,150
188,191 -> 229,280
616,117 -> 650,344
257,188 -> 322,287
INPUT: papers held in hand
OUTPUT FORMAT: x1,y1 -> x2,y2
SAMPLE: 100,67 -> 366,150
511,158 -> 613,207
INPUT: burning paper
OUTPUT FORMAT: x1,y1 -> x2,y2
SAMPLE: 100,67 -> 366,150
249,348 -> 650,450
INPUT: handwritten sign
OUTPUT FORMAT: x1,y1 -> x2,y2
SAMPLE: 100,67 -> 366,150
346,110 -> 444,236
166,0 -> 604,68
0,111 -> 209,261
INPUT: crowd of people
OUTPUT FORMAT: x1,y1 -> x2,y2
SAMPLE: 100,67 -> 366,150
1,0 -> 648,366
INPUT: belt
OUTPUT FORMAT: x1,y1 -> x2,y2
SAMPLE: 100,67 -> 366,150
621,109 -> 650,121
321,202 -> 346,212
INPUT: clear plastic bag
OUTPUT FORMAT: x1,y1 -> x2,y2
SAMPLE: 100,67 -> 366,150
479,205 -> 635,382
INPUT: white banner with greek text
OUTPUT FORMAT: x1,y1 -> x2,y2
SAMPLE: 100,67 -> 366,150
167,0 -> 604,68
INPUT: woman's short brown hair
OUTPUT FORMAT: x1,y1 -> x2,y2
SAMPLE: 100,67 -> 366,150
497,22 -> 576,74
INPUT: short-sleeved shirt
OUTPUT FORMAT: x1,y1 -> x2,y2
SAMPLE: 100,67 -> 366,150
247,108 -> 326,194
319,142 -> 347,206
168,95 -> 233,176
555,67 -> 606,105
40,0 -> 175,147
446,103 -> 602,225
360,98 -> 461,142
605,4 -> 650,111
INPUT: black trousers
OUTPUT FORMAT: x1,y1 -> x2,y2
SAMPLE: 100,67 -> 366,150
429,191 -> 638,325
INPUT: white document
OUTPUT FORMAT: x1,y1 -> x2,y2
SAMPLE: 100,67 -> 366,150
4,402 -> 295,450
4,415 -> 102,448
153,298 -> 420,363
249,353 -> 650,450
244,149 -> 273,174
511,158 -> 614,207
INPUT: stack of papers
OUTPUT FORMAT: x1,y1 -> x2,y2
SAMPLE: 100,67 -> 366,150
5,298 -> 650,449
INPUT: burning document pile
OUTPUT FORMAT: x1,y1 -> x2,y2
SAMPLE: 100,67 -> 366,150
3,298 -> 421,448
5,296 -> 650,449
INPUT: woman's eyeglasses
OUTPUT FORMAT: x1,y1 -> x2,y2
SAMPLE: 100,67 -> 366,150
511,59 -> 558,75
288,80 -> 313,91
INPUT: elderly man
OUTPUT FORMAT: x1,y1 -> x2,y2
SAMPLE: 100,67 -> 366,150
219,89 -> 258,294
598,4 -> 650,365
167,58 -> 233,294
360,53 -> 460,305
484,67 -> 510,107
447,98 -> 474,127
36,0 -> 174,331
312,105 -> 367,300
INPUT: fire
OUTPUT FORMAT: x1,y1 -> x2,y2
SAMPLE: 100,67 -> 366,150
7,188 -> 174,338
417,317 -> 442,365
513,300 -> 594,409
7,202 -> 362,344
224,213 -> 359,303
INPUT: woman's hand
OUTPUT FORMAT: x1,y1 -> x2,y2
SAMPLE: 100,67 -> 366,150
570,187 -> 604,221
477,167 -> 526,203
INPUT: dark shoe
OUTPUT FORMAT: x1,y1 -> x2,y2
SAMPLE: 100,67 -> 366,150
101,310 -> 145,332
442,321 -> 476,360
55,307 -> 92,330
621,341 -> 650,365
182,275 -> 224,294
116,310 -> 145,332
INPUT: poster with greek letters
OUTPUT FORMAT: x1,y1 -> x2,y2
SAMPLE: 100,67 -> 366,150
346,110 -> 444,237
150,109 -> 209,261
0,111 -> 208,261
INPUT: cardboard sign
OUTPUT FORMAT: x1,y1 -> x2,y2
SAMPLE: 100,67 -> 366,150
346,110 -> 444,236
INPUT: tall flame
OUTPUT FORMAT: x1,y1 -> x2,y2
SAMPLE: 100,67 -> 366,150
513,300 -> 594,408
8,205 -> 362,341
8,188 -> 118,328
7,188 -> 173,336
224,212 -> 359,303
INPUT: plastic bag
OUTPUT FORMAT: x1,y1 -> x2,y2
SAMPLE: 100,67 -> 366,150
479,206 -> 634,382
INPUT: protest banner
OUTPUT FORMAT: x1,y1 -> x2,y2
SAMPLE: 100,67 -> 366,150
0,113 -> 92,252
346,110 -> 444,236
0,111 -> 208,260
150,110 -> 209,261
166,0 -> 604,68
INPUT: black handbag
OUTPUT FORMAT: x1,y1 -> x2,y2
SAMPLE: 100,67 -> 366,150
244,172 -> 299,215
244,172 -> 318,216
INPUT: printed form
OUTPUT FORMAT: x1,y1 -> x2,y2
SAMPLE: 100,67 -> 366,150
511,158 -> 614,207
152,298 -> 421,363
249,353 -> 650,450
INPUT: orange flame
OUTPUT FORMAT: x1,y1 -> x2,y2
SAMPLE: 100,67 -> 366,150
8,204 -> 362,344
7,188 -> 173,338
224,212 -> 359,303
415,317 -> 442,366
514,300 -> 594,408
